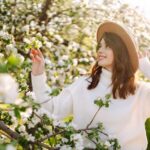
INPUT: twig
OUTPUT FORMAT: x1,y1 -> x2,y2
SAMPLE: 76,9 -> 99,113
86,107 -> 101,129
0,130 -> 11,139
0,121 -> 21,140
0,121 -> 55,149
84,130 -> 97,145
38,130 -> 64,142
34,141 -> 55,150
78,127 -> 108,137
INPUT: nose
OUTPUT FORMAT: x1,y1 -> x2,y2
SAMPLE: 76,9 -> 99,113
97,48 -> 106,58
97,48 -> 104,55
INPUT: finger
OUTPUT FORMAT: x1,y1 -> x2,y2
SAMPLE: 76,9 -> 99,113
37,49 -> 44,58
30,54 -> 36,62
31,54 -> 40,63
35,55 -> 42,62
30,53 -> 34,58
32,57 -> 36,62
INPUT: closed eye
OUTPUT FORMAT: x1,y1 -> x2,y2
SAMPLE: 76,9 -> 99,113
98,43 -> 102,48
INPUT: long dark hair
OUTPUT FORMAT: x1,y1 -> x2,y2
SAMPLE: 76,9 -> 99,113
87,32 -> 137,99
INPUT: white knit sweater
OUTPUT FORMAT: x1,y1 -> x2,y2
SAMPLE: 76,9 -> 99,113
31,57 -> 150,150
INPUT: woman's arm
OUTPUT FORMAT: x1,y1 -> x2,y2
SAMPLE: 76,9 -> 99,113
31,72 -> 73,120
138,51 -> 150,120
30,49 -> 73,119
138,51 -> 150,79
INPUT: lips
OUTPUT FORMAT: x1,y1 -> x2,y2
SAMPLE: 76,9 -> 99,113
97,55 -> 106,60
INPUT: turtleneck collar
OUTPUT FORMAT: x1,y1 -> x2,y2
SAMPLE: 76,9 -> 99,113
100,68 -> 112,87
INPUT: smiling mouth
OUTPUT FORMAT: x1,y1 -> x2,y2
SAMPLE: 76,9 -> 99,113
98,56 -> 106,60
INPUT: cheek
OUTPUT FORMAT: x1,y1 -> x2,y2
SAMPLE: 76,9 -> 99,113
107,51 -> 114,63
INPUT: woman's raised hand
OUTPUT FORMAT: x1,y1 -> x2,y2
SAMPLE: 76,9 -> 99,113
30,49 -> 45,76
138,50 -> 150,59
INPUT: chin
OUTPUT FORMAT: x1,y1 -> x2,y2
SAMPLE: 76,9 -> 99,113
98,61 -> 107,67
98,62 -> 112,69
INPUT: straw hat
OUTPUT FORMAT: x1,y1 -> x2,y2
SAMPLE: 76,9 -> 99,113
96,21 -> 139,73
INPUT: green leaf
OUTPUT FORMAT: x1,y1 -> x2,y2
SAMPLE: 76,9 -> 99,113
0,63 -> 8,73
14,107 -> 21,119
7,55 -> 21,67
50,88 -> 61,96
94,99 -> 103,107
105,94 -> 111,100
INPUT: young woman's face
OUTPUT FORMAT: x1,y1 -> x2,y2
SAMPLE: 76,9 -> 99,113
97,38 -> 114,71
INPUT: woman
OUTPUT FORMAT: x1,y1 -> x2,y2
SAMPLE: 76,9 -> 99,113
30,21 -> 150,150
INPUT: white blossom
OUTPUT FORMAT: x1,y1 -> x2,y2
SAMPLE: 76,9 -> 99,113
54,35 -> 63,43
6,145 -> 16,150
45,41 -> 52,49
58,59 -> 65,66
27,121 -> 35,129
26,91 -> 36,100
53,120 -> 66,128
77,68 -> 87,74
6,44 -> 17,53
39,24 -> 46,31
60,145 -> 72,150
62,138 -> 69,143
28,134 -> 35,142
27,115 -> 41,127
73,59 -> 78,66
30,21 -> 37,28
0,31 -> 11,40
75,142 -> 84,150
36,108 -> 52,118
62,55 -> 69,60
71,133 -> 84,150
79,58 -> 89,63
22,25 -> 30,32
69,122 -> 78,129
55,51 -> 60,57
18,125 -> 26,133
0,74 -> 18,104
16,54 -> 24,63
26,15 -> 34,22
23,38 -> 31,44
71,133 -> 83,142
0,53 -> 4,58
104,141 -> 111,147
89,57 -> 95,62
8,111 -> 18,128
45,58 -> 52,66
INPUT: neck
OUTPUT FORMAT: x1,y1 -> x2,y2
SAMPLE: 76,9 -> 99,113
100,68 -> 112,87
104,66 -> 113,72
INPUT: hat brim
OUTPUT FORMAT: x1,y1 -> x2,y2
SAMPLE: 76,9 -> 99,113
97,21 -> 139,73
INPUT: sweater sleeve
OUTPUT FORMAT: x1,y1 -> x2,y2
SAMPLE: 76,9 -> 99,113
139,57 -> 150,79
141,82 -> 150,120
31,72 -> 73,120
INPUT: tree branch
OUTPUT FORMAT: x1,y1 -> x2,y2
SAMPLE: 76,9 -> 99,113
0,121 -> 54,149
0,121 -> 21,140
39,0 -> 53,25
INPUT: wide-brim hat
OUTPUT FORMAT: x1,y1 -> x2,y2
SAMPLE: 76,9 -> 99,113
96,21 -> 139,73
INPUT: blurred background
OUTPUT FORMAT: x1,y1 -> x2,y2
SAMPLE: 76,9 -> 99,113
0,0 -> 150,149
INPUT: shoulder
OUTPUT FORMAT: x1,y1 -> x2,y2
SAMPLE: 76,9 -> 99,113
137,81 -> 150,93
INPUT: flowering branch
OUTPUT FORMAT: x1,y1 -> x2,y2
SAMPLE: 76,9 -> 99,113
0,121 -> 55,149
86,94 -> 111,129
